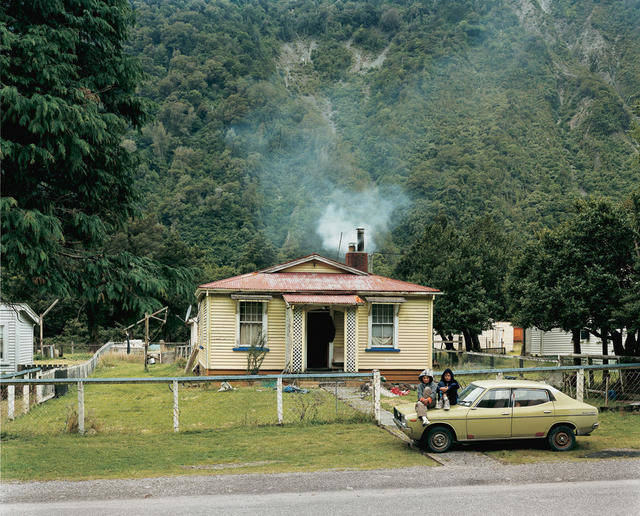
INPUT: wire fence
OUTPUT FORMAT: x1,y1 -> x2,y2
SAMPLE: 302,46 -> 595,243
433,350 -> 556,371
0,370 -> 381,437
2,354 -> 639,438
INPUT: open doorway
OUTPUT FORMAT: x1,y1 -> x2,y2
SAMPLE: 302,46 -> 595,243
306,310 -> 335,369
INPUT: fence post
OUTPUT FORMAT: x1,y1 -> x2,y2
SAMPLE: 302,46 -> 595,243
22,384 -> 30,414
78,381 -> 85,435
173,380 -> 179,432
36,371 -> 43,404
576,369 -> 584,402
8,385 -> 15,420
372,370 -> 381,424
277,376 -> 283,425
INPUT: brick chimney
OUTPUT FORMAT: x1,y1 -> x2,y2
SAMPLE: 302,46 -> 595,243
345,228 -> 368,273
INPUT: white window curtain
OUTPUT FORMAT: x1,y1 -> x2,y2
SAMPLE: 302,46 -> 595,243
239,301 -> 263,346
371,304 -> 394,347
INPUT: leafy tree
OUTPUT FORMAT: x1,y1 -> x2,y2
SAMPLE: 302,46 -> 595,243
507,226 -> 589,360
396,214 -> 509,350
508,198 -> 638,357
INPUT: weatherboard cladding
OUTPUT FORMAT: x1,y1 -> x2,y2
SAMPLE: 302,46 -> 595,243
282,294 -> 365,305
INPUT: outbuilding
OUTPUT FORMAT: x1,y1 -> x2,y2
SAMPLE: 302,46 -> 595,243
0,302 -> 38,375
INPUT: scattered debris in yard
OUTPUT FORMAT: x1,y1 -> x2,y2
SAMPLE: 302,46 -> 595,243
218,381 -> 236,392
380,387 -> 398,397
389,386 -> 410,396
283,385 -> 309,394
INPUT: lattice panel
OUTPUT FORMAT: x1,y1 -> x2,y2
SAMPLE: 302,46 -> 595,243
345,307 -> 357,372
284,307 -> 292,368
198,300 -> 206,348
291,307 -> 304,373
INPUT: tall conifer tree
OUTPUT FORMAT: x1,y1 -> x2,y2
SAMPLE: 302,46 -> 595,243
1,1 -> 193,343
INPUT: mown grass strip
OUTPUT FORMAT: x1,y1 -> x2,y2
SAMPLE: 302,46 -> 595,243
1,423 -> 435,481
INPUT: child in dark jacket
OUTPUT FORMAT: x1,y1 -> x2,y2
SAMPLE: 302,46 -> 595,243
436,368 -> 459,410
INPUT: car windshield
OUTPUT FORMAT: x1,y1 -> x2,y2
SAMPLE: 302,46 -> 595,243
457,384 -> 485,407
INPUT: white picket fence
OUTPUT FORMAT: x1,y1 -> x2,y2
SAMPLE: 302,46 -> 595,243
4,341 -> 116,420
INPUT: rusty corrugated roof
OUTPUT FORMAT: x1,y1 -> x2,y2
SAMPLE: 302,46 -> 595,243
198,272 -> 438,294
282,294 -> 365,305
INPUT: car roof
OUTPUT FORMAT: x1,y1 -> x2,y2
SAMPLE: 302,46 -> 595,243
467,379 -> 554,389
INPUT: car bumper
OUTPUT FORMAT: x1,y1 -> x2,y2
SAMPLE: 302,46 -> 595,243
576,421 -> 599,436
394,416 -> 409,431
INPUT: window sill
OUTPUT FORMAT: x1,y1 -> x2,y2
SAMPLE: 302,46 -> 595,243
365,347 -> 400,352
232,346 -> 270,352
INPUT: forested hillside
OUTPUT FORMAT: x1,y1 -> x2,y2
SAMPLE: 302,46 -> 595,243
3,0 -> 639,344
128,0 -> 640,275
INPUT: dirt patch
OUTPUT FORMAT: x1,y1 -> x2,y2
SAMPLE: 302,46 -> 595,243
569,97 -> 593,129
346,40 -> 390,74
182,460 -> 280,470
580,449 -> 640,459
278,39 -> 317,88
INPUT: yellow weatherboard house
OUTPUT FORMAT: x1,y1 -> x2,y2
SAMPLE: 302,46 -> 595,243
194,230 -> 440,382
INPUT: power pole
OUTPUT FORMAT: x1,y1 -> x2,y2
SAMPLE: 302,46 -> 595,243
39,299 -> 59,355
123,306 -> 168,372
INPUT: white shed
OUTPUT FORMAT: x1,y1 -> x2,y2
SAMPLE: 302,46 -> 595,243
524,327 -> 614,356
479,321 -> 516,352
187,317 -> 198,347
0,302 -> 38,375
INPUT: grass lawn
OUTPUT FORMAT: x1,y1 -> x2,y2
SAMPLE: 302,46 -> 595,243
1,355 -> 437,480
32,352 -> 94,365
1,423 -> 435,481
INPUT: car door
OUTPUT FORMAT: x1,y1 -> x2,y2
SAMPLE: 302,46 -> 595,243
466,388 -> 512,439
511,388 -> 554,438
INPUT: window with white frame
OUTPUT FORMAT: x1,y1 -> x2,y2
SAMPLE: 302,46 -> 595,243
371,304 -> 395,347
239,302 -> 265,347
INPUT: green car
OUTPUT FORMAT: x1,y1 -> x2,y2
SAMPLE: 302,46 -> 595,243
393,380 -> 599,453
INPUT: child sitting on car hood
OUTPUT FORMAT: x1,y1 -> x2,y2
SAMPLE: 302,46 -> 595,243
415,369 -> 437,426
436,368 -> 460,410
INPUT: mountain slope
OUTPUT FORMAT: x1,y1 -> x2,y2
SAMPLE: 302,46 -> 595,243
127,0 -> 640,272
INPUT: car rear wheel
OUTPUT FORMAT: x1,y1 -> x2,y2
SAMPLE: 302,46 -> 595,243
426,426 -> 453,453
548,425 -> 576,451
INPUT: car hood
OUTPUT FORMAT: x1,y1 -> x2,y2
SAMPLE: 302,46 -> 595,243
394,403 -> 467,420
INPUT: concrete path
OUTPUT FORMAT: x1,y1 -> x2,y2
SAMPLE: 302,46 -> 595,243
331,386 -> 501,466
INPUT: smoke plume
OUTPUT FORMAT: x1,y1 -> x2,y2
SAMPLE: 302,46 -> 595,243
316,186 -> 409,253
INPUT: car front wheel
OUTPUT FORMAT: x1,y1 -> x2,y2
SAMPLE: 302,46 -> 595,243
426,426 -> 453,453
548,425 -> 576,451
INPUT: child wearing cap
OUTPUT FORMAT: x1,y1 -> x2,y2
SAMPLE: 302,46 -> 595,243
415,369 -> 437,426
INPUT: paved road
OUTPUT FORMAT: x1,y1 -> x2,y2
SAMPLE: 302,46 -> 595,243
2,479 -> 639,515
2,460 -> 639,515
